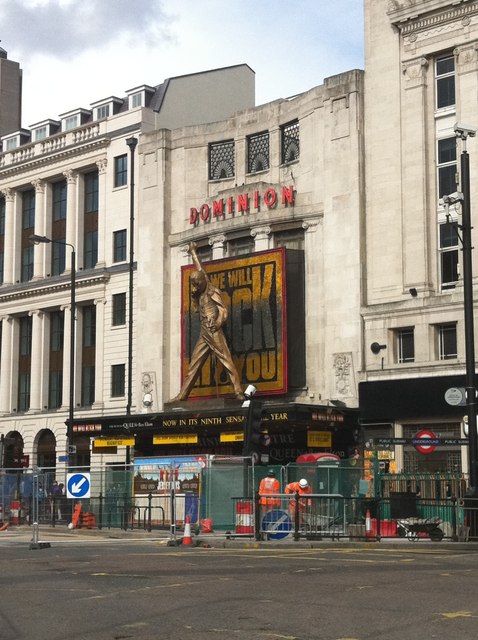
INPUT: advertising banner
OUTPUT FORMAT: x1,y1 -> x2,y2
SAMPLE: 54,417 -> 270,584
180,248 -> 287,397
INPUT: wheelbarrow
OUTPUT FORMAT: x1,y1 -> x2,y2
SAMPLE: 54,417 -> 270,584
396,517 -> 444,542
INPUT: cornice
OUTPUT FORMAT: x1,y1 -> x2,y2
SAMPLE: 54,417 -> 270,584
0,138 -> 109,181
0,271 -> 110,304
388,0 -> 478,34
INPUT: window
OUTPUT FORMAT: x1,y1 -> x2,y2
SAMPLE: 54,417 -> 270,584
196,244 -> 212,263
111,364 -> 125,397
114,154 -> 128,187
436,54 -> 455,110
22,189 -> 35,230
112,293 -> 126,326
52,181 -> 67,221
0,197 -> 4,285
438,323 -> 457,360
274,228 -> 305,250
34,127 -> 47,141
131,92 -> 142,108
439,221 -> 459,290
83,305 -> 96,349
20,316 -> 32,356
209,140 -> 235,180
228,236 -> 254,256
396,328 -> 415,363
84,230 -> 98,269
18,372 -> 30,412
281,120 -> 300,164
48,371 -> 62,409
96,104 -> 110,119
113,229 -> 127,262
18,315 -> 32,412
51,242 -> 66,276
81,366 -> 95,406
4,137 -> 18,151
84,170 -> 99,214
21,246 -> 34,283
50,311 -> 64,352
247,132 -> 270,173
81,305 -> 96,407
437,138 -> 457,198
64,115 -> 79,130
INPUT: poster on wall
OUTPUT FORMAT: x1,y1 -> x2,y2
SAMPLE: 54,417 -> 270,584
180,248 -> 287,398
133,457 -> 203,495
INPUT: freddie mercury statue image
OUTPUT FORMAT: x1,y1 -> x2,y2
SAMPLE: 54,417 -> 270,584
172,242 -> 244,401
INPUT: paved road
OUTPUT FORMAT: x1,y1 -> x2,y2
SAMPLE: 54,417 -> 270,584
2,533 -> 478,639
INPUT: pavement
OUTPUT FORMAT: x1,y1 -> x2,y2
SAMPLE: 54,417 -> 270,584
3,522 -> 478,550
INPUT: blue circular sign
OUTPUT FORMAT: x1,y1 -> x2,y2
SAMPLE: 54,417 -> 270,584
67,473 -> 90,498
261,509 -> 292,540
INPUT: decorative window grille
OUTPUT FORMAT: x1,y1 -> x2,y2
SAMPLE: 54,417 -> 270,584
209,140 -> 235,180
281,120 -> 300,164
247,132 -> 270,173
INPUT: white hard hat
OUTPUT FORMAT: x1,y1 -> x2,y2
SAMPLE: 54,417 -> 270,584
299,478 -> 308,488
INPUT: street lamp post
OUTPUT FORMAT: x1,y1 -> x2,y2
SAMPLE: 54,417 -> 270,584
29,235 -> 76,440
458,125 -> 478,497
444,123 -> 478,497
125,137 -> 137,418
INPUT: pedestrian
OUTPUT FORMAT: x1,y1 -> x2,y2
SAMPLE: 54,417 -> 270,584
285,478 -> 312,526
258,470 -> 280,512
171,241 -> 244,401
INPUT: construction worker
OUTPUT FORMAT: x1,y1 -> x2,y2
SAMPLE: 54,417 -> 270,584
259,470 -> 281,511
285,478 -> 312,526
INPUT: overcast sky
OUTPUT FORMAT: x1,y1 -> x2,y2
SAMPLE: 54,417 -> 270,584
1,0 -> 364,128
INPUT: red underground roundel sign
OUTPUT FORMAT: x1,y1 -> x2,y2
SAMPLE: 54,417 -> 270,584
413,430 -> 438,454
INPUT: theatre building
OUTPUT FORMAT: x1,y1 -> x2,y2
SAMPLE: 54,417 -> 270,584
0,51 -> 364,471
360,0 -> 478,474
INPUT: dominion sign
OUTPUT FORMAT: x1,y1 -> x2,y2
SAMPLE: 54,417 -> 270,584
180,248 -> 287,398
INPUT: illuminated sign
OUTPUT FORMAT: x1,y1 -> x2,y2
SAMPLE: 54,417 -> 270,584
307,431 -> 332,447
220,431 -> 245,443
153,434 -> 199,445
94,438 -> 135,447
180,248 -> 287,398
189,185 -> 295,225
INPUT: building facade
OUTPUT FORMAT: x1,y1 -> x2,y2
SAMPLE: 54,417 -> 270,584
361,0 -> 478,474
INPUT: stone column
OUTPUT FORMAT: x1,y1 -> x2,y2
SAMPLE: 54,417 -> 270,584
96,158 -> 107,267
1,189 -> 15,285
64,169 -> 78,273
92,298 -> 106,409
32,179 -> 46,279
61,303 -> 74,412
400,56 -> 430,291
28,310 -> 44,412
251,226 -> 271,252
0,316 -> 13,414
209,234 -> 226,260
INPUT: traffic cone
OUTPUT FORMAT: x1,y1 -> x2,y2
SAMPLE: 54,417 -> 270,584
182,516 -> 193,546
365,509 -> 372,538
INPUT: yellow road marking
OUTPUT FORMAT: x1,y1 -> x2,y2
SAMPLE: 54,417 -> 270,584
441,611 -> 473,618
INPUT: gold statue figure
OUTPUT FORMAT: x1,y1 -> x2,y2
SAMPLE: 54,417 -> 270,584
172,242 -> 244,401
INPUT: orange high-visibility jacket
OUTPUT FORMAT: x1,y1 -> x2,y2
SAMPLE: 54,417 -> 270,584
259,477 -> 280,507
285,482 -> 312,511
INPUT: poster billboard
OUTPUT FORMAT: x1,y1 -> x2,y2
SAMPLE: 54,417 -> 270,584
180,248 -> 287,398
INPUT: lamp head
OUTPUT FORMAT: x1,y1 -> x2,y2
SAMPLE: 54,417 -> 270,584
29,234 -> 51,245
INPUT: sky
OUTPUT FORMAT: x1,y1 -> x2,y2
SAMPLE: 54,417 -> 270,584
0,0 -> 364,128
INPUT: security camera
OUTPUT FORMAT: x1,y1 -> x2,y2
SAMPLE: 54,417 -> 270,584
441,192 -> 464,206
454,123 -> 477,139
244,384 -> 257,399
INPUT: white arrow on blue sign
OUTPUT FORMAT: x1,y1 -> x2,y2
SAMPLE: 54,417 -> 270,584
67,472 -> 91,499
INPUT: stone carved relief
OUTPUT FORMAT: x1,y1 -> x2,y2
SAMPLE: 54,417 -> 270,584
455,43 -> 478,73
402,57 -> 428,87
333,353 -> 353,396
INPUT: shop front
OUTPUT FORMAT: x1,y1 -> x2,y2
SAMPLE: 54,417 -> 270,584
359,375 -> 469,474
70,403 -> 359,467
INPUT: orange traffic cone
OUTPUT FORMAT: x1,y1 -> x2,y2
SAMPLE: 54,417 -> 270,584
365,509 -> 372,538
182,516 -> 193,546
